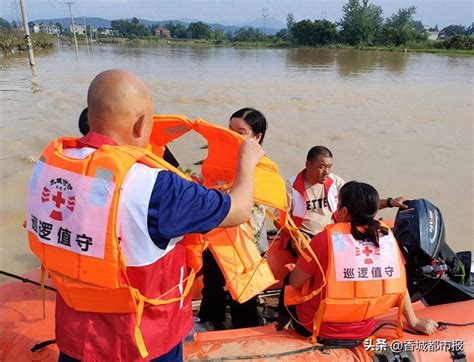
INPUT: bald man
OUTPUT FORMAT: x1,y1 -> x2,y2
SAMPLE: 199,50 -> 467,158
26,70 -> 263,361
77,106 -> 180,168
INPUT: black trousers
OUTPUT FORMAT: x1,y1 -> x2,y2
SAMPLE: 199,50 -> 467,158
197,249 -> 259,329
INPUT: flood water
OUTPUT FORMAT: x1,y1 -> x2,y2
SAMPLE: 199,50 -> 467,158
0,44 -> 473,277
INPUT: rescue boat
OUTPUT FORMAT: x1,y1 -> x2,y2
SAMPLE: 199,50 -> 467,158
2,198 -> 474,361
2,115 -> 473,360
0,267 -> 473,361
1,201 -> 474,362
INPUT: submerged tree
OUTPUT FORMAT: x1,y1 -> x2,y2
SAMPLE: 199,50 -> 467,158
111,19 -> 151,38
440,25 -> 466,37
188,22 -> 212,39
165,22 -> 188,39
233,27 -> 267,42
339,0 -> 383,45
286,13 -> 295,42
276,28 -> 289,41
0,18 -> 12,33
212,28 -> 226,41
291,19 -> 337,46
381,6 -> 425,46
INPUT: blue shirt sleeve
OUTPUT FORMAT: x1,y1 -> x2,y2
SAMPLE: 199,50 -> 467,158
147,171 -> 231,249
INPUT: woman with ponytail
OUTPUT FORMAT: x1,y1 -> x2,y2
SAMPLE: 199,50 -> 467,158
341,181 -> 388,249
279,181 -> 438,347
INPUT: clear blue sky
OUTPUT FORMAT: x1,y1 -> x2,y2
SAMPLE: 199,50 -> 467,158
2,0 -> 473,28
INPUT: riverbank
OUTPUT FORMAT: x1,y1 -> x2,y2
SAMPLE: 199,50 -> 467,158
1,32 -> 471,57
356,45 -> 474,56
84,36 -> 474,56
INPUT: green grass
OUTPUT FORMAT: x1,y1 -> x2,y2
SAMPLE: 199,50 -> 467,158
0,31 -> 56,52
356,44 -> 474,56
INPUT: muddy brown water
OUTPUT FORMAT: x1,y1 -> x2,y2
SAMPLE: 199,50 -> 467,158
0,45 -> 472,278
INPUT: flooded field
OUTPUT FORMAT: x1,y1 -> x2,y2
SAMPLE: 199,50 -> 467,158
0,44 -> 472,276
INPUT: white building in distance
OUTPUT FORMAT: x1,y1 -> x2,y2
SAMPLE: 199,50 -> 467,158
31,23 -> 60,36
69,24 -> 86,35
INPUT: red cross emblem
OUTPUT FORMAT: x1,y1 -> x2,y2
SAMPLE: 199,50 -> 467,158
42,178 -> 76,221
355,244 -> 379,265
362,246 -> 373,264
52,191 -> 65,208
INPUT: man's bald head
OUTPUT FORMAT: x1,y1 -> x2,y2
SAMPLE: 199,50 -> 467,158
87,69 -> 153,148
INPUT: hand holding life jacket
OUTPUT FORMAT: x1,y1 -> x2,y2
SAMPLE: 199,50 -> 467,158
151,115 -> 289,302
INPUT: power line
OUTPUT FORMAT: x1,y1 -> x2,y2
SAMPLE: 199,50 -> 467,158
47,0 -> 67,12
11,0 -> 22,27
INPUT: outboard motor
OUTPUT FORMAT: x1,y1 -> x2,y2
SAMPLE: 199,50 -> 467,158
393,199 -> 474,305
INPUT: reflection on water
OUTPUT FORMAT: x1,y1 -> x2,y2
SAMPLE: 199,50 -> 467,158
30,80 -> 44,94
286,48 -> 407,76
286,48 -> 335,71
336,49 -> 407,76
0,44 -> 473,279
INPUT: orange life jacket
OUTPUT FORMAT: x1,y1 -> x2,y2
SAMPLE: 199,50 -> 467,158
285,222 -> 407,342
152,116 -> 288,210
151,116 -> 288,302
26,137 -> 195,358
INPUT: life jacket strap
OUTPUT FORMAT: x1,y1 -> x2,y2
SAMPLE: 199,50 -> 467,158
282,295 -> 316,331
232,257 -> 268,301
133,294 -> 148,358
267,209 -> 327,306
311,300 -> 326,344
40,264 -> 46,319
129,268 -> 196,359
274,212 -> 326,289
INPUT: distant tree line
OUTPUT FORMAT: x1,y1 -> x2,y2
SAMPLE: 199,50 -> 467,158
109,17 -> 219,40
1,0 -> 472,51
108,17 -> 273,43
286,1 -> 473,49
103,1 -> 473,50
111,18 -> 151,38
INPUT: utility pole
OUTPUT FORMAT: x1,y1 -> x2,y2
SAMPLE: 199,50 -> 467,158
262,8 -> 269,35
19,0 -> 36,74
65,1 -> 79,60
83,16 -> 90,55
